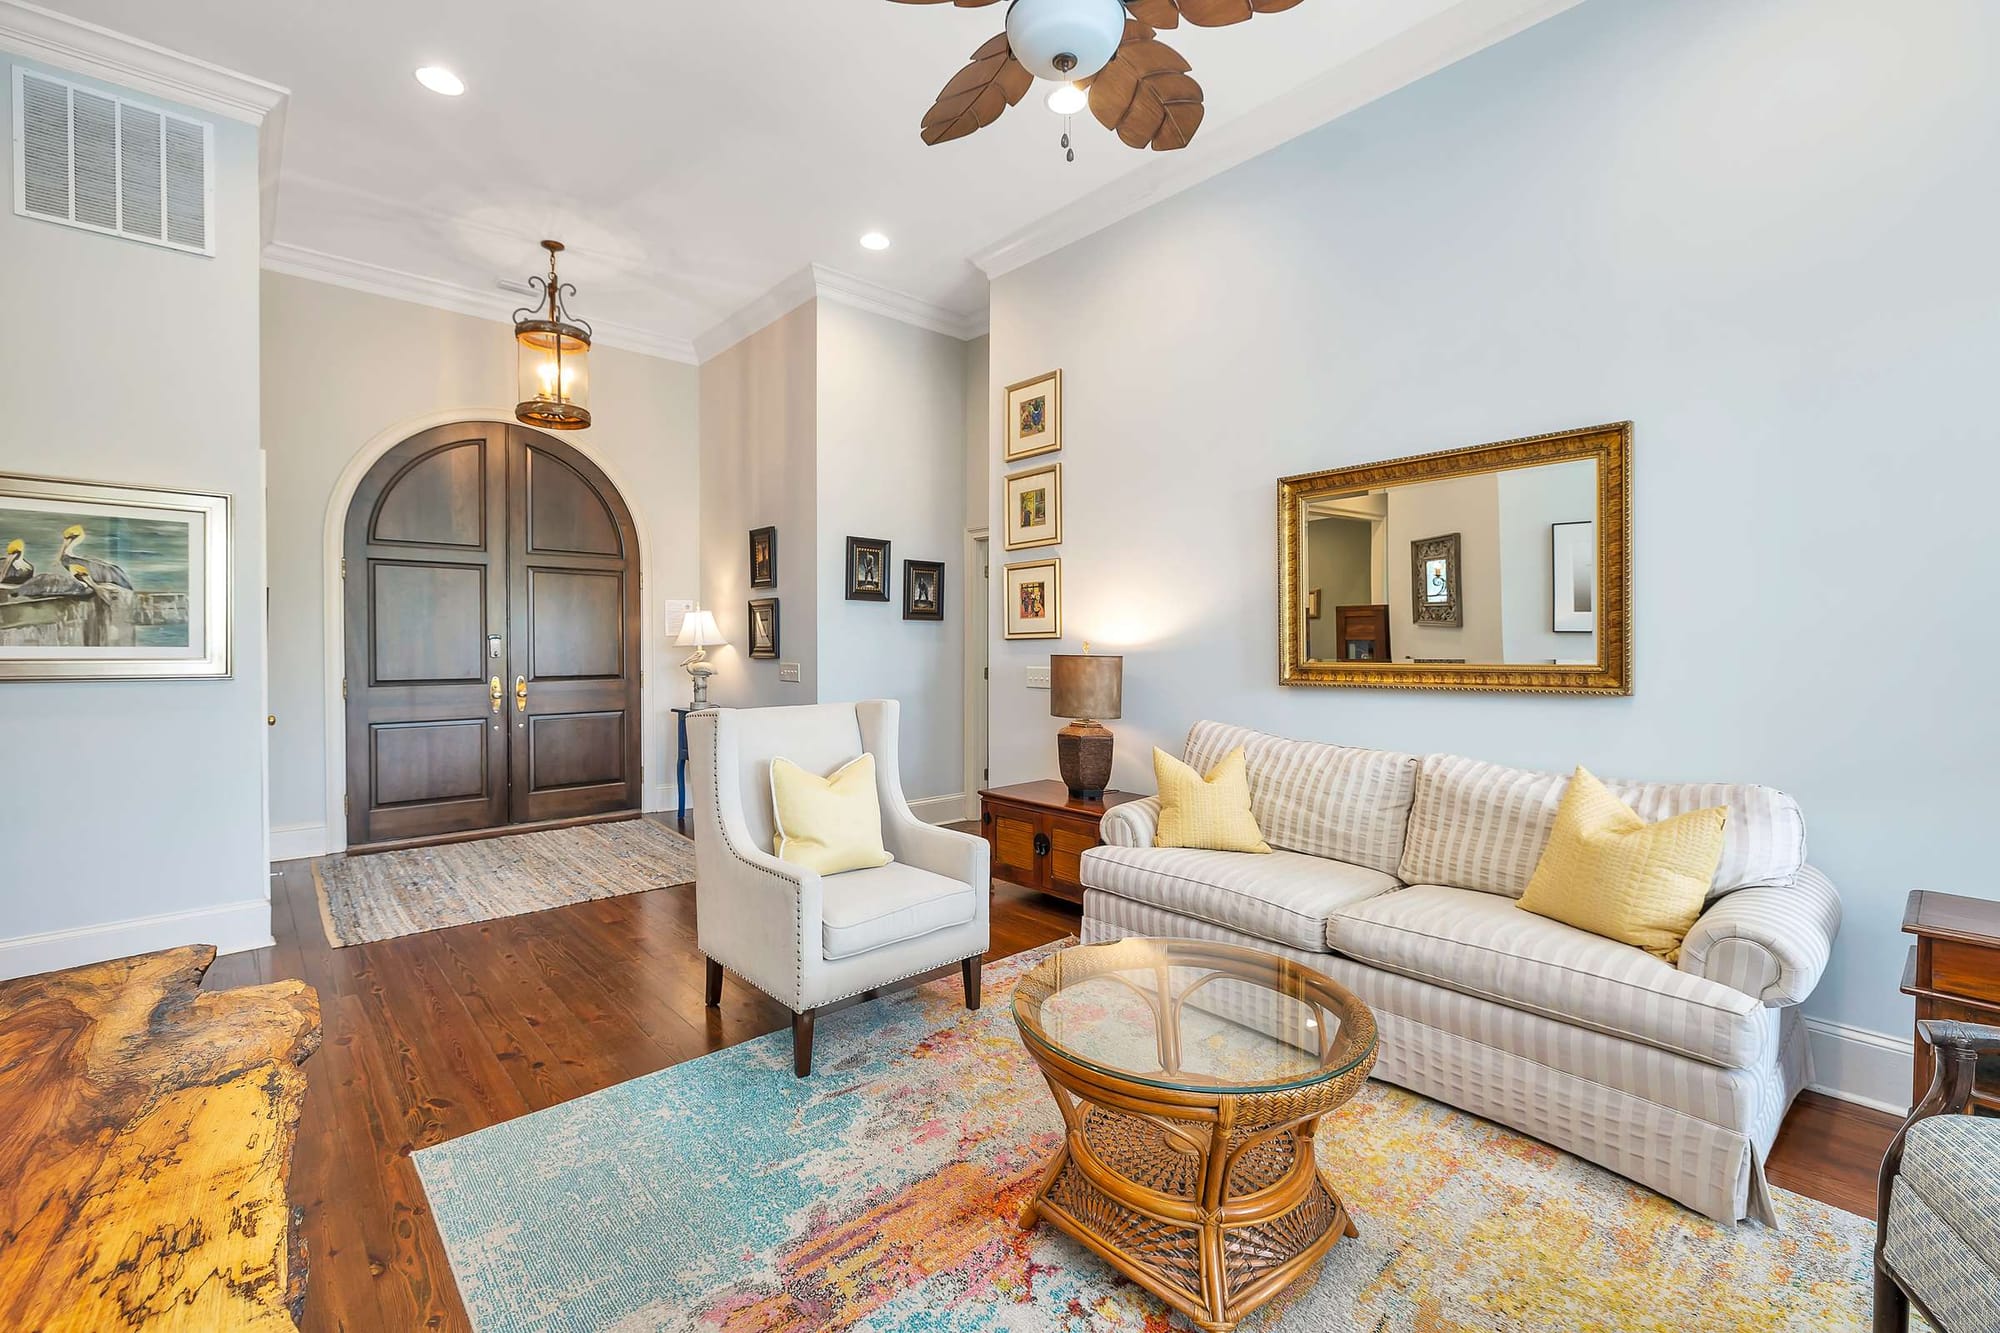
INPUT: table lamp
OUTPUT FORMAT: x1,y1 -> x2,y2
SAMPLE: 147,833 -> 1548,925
675,608 -> 722,709
1050,646 -> 1122,801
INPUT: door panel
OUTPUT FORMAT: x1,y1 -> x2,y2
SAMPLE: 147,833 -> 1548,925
526,569 -> 623,679
507,439 -> 642,824
345,425 -> 509,847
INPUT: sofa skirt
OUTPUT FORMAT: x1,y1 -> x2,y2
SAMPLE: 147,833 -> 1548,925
1082,890 -> 1811,1226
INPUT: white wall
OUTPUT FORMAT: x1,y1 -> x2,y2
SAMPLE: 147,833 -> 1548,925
1383,473 -> 1503,663
697,301 -> 818,708
817,302 -> 969,803
1497,459 -> 1596,663
988,0 -> 2000,1107
0,57 -> 269,973
260,272 -> 700,849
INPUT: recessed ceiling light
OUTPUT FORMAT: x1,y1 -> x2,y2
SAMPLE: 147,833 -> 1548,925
859,231 -> 891,252
1045,82 -> 1088,116
415,66 -> 465,97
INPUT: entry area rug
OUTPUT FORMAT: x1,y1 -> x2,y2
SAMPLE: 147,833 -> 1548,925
414,942 -> 1878,1332
313,818 -> 698,947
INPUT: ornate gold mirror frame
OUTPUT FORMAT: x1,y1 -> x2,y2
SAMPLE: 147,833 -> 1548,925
1278,422 -> 1631,695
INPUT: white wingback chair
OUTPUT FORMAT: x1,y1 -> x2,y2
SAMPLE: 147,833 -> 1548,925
686,700 -> 991,1076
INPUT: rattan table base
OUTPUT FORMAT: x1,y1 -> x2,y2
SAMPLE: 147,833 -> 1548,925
1018,1096 -> 1363,1332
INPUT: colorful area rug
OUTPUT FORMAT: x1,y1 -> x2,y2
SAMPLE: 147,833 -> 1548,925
312,818 -> 697,947
414,942 -> 1878,1331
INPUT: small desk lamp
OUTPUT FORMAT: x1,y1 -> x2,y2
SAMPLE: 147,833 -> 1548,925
675,608 -> 722,709
1050,645 -> 1123,801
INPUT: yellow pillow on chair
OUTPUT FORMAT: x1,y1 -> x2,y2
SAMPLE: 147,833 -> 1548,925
770,753 -> 894,875
1517,767 -> 1727,961
1153,746 -> 1272,854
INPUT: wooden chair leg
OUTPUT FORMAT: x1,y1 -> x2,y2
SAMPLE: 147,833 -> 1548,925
961,955 -> 982,1011
1872,1266 -> 1909,1333
793,1008 -> 816,1078
704,958 -> 723,1008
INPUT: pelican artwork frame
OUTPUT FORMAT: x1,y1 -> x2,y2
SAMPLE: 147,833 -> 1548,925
0,472 -> 231,680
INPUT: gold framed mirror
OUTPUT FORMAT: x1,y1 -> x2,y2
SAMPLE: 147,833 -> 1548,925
1278,422 -> 1630,694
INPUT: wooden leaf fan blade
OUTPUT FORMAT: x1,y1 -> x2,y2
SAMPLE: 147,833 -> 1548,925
921,32 -> 1033,144
1124,0 -> 1183,27
1088,21 -> 1206,151
1130,0 -> 1305,27
1173,0 -> 1255,25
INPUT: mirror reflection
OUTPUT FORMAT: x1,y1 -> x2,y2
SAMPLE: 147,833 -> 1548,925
1299,458 -> 1597,666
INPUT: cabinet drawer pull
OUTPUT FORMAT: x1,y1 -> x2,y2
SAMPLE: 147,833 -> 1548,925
1034,832 -> 1051,857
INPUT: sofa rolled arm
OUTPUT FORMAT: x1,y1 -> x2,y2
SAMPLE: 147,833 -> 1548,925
1679,863 -> 1841,1006
1100,797 -> 1161,848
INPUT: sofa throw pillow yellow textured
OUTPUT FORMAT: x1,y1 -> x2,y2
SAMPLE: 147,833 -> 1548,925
1153,746 -> 1272,854
769,753 -> 894,875
1518,767 -> 1727,961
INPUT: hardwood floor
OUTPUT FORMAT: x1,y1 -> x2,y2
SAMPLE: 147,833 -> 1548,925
205,820 -> 1899,1332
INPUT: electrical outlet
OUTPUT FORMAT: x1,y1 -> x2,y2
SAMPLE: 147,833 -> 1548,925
779,662 -> 801,683
1025,666 -> 1051,689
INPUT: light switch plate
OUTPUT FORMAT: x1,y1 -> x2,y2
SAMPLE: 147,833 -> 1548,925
779,662 -> 801,683
1025,666 -> 1051,689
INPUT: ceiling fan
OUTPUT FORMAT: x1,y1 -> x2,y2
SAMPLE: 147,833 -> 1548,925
892,0 -> 1305,152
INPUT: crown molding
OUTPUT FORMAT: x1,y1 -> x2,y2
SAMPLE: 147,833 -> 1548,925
694,264 -> 987,363
971,0 -> 1583,281
0,0 -> 287,124
261,241 -> 699,365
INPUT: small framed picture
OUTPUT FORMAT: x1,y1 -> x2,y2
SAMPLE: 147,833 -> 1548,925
748,598 -> 780,659
845,536 -> 890,601
1004,370 -> 1061,462
1551,520 -> 1595,633
1003,557 -> 1061,640
902,559 -> 944,621
1410,532 -> 1462,628
1003,463 -> 1062,551
1307,588 -> 1323,620
748,526 -> 776,589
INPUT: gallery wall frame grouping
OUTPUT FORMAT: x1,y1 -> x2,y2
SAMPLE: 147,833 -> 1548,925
0,471 -> 232,680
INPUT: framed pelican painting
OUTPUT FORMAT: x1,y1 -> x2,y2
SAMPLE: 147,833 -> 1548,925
0,473 -> 230,680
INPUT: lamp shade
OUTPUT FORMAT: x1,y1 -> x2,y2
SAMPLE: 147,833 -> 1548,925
675,609 -> 722,647
1050,653 -> 1121,721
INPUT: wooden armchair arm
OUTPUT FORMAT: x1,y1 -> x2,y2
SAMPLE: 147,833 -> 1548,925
1875,1019 -> 2000,1246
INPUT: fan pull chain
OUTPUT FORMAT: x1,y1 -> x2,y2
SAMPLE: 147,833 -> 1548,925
1061,113 -> 1075,164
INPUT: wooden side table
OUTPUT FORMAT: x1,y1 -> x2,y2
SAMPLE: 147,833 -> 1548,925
980,779 -> 1143,904
1900,889 -> 2000,1112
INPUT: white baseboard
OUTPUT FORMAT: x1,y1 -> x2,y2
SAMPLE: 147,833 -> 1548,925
270,821 -> 328,862
909,793 -> 970,825
644,782 -> 678,815
0,899 -> 274,981
1805,1015 -> 1913,1116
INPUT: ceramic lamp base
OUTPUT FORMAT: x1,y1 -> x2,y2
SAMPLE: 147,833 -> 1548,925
1057,719 -> 1114,801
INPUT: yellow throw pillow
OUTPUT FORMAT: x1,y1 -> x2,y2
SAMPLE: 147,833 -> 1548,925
1153,746 -> 1272,854
770,753 -> 894,875
1517,767 -> 1727,961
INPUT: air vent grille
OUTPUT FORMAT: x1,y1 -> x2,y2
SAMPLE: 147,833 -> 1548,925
11,68 -> 213,255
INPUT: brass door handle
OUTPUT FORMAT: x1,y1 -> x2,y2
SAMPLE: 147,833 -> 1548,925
490,676 -> 503,714
515,675 -> 528,712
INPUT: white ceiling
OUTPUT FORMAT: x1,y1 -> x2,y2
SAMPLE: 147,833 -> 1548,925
32,0 -> 1576,359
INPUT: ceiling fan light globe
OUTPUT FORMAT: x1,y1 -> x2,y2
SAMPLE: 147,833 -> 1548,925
1045,82 -> 1090,116
1006,0 -> 1126,83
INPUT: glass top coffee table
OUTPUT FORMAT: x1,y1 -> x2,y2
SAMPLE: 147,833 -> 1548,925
1012,937 -> 1377,1332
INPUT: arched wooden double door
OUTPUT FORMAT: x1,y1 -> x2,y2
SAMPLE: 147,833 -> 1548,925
344,422 -> 641,849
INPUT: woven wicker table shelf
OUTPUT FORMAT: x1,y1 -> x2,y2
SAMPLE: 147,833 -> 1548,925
1012,938 -> 1377,1332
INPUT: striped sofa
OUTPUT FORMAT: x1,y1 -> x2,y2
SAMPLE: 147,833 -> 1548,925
1078,720 -> 1841,1226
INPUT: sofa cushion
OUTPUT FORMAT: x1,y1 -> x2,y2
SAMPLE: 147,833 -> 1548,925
1181,720 -> 1418,875
820,862 -> 975,961
1884,1118 -> 2000,1333
1397,753 -> 1807,900
1327,883 -> 1766,1067
1081,845 -> 1398,953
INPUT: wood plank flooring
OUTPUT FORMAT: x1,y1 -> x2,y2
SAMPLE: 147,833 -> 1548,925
204,819 -> 1898,1332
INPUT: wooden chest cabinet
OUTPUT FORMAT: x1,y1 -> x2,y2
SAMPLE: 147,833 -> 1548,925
1901,889 -> 2000,1112
980,780 -> 1143,905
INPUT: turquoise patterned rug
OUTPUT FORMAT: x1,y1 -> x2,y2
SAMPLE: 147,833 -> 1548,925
414,943 -> 1877,1332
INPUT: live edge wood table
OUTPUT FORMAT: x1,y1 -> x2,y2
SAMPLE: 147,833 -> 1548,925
981,779 -> 1143,905
1901,888 -> 2000,1112
0,945 -> 321,1332
1011,938 -> 1378,1332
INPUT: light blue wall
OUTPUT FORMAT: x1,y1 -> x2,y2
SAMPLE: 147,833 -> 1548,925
0,56 -> 269,968
988,0 -> 2000,1072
